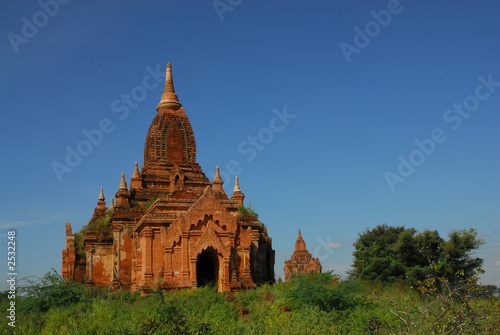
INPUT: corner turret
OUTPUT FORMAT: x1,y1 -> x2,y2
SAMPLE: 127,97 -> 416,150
231,176 -> 245,205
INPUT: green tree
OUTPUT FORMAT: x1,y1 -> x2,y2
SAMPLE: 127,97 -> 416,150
350,224 -> 409,282
392,229 -> 445,283
350,225 -> 484,286
438,228 -> 484,284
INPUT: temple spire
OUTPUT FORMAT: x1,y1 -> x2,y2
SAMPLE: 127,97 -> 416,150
157,63 -> 182,110
132,162 -> 140,179
119,173 -> 128,190
213,166 -> 222,183
164,63 -> 175,94
231,176 -> 245,205
130,162 -> 142,189
212,166 -> 225,196
234,176 -> 241,193
115,173 -> 130,207
92,188 -> 106,220
98,188 -> 105,201
295,229 -> 307,251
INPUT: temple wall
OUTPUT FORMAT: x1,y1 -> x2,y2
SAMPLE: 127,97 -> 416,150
89,244 -> 113,286
119,230 -> 133,287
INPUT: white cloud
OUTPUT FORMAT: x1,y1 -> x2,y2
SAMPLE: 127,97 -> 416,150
0,220 -> 45,229
324,242 -> 342,249
0,211 -> 81,230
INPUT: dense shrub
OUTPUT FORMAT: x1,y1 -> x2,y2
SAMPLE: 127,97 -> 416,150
16,269 -> 87,314
1,269 -> 498,334
287,272 -> 361,311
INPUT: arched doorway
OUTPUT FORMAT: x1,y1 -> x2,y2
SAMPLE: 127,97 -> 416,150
196,248 -> 219,288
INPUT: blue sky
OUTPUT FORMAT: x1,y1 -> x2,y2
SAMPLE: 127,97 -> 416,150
1,0 -> 499,288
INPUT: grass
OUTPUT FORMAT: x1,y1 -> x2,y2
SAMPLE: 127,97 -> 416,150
237,204 -> 258,218
1,271 -> 499,334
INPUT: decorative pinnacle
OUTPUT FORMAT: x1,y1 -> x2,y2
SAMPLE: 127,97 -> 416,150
213,166 -> 223,183
295,229 -> 307,251
110,197 -> 115,209
98,188 -> 105,201
119,173 -> 128,190
157,63 -> 182,110
234,176 -> 241,193
165,63 -> 175,93
132,162 -> 140,179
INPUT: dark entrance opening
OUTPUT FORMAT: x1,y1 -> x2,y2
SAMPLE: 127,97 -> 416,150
196,249 -> 218,288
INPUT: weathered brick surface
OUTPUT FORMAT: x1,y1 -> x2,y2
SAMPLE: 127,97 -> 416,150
62,222 -> 75,279
62,63 -> 275,292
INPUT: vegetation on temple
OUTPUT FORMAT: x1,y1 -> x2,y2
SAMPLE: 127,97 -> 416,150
74,209 -> 113,259
237,204 -> 258,218
140,194 -> 167,209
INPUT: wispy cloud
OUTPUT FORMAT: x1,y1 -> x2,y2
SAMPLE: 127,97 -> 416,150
0,212 -> 78,230
0,219 -> 57,230
324,242 -> 343,249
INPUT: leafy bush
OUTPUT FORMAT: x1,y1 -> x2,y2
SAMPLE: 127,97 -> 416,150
373,268 -> 500,334
15,270 -> 85,314
3,269 -> 498,334
287,272 -> 361,312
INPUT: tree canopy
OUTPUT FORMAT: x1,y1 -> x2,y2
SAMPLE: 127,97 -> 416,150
349,224 -> 484,286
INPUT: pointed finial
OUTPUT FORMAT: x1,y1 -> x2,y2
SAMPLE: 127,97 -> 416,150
110,197 -> 115,209
231,176 -> 245,205
165,63 -> 174,93
119,173 -> 128,190
133,162 -> 140,179
212,166 -> 225,193
157,62 -> 182,110
98,188 -> 105,201
234,176 -> 241,192
213,166 -> 222,183
295,228 -> 307,251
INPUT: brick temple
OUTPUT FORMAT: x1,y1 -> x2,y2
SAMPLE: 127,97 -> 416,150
283,229 -> 322,281
62,63 -> 275,293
